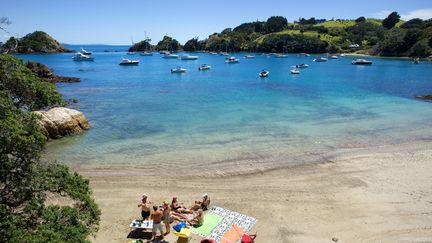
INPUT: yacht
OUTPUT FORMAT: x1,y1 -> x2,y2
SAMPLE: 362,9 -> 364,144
171,66 -> 186,73
140,51 -> 153,56
198,64 -> 211,71
291,69 -> 300,74
80,48 -> 92,55
180,55 -> 199,60
159,50 -> 170,55
244,55 -> 255,59
163,53 -> 179,59
209,52 -> 218,55
225,56 -> 239,63
119,58 -> 139,65
329,55 -> 339,59
313,57 -> 328,62
259,70 -> 269,77
292,64 -> 309,68
219,52 -> 229,56
274,54 -> 288,58
72,52 -> 94,61
352,59 -> 372,65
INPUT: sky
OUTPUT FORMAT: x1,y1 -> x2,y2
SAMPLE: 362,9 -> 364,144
1,0 -> 431,45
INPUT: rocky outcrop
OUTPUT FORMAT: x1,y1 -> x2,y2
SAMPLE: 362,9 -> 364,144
34,107 -> 90,139
1,31 -> 73,54
26,61 -> 80,83
415,95 -> 432,101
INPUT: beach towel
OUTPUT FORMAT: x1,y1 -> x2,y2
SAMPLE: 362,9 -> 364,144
191,213 -> 223,236
173,227 -> 192,238
221,224 -> 244,243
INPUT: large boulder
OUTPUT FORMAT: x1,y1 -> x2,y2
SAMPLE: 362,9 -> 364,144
34,107 -> 90,139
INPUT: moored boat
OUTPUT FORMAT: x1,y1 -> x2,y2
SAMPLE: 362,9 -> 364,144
291,69 -> 300,74
140,51 -> 153,56
259,70 -> 269,77
244,55 -> 255,59
313,57 -> 328,62
72,52 -> 94,61
127,51 -> 136,55
274,54 -> 288,58
119,58 -> 139,65
352,59 -> 372,65
198,64 -> 211,70
171,66 -> 186,73
292,64 -> 309,69
180,55 -> 199,60
163,53 -> 179,59
329,55 -> 339,59
225,56 -> 239,63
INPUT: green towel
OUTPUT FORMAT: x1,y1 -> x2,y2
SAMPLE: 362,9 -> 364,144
191,213 -> 222,236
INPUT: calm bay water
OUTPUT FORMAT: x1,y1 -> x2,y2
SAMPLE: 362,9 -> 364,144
19,45 -> 432,175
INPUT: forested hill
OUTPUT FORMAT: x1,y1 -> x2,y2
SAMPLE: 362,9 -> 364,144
131,12 -> 432,57
1,31 -> 72,53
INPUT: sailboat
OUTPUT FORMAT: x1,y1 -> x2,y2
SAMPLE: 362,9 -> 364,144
140,32 -> 153,56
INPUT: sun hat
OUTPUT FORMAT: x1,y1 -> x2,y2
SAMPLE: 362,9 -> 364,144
142,194 -> 148,198
203,193 -> 208,197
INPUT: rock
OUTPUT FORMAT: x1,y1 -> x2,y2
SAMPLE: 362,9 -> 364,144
26,61 -> 80,83
332,237 -> 338,242
34,107 -> 90,139
415,95 -> 432,101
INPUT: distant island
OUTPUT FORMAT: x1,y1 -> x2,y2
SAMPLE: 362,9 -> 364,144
130,12 -> 432,58
1,31 -> 72,53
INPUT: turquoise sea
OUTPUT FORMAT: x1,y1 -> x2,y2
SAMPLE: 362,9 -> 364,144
19,45 -> 432,176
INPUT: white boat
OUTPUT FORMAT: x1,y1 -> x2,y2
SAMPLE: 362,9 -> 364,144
119,58 -> 139,65
198,64 -> 211,70
313,57 -> 328,62
340,54 -> 346,57
291,69 -> 300,74
329,55 -> 339,59
127,52 -> 136,55
413,57 -> 420,64
163,53 -> 179,59
225,56 -> 239,63
80,48 -> 92,55
259,70 -> 269,77
72,52 -> 94,61
298,53 -> 310,57
292,64 -> 309,68
171,66 -> 186,73
140,52 -> 153,56
351,59 -> 372,65
209,52 -> 218,55
159,50 -> 170,55
274,54 -> 288,58
219,52 -> 229,56
244,55 -> 255,59
180,55 -> 199,60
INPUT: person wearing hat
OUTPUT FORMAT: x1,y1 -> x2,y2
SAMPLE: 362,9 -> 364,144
137,194 -> 152,220
191,193 -> 211,211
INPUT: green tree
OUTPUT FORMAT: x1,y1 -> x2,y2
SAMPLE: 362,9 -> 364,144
378,28 -> 406,56
382,11 -> 400,29
264,16 -> 288,33
410,40 -> 430,57
155,36 -> 181,51
355,16 -> 366,23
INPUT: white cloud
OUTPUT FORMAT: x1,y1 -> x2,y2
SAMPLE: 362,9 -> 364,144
401,8 -> 432,20
373,10 -> 391,19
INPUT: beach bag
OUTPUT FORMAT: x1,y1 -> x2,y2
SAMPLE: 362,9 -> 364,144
173,221 -> 187,232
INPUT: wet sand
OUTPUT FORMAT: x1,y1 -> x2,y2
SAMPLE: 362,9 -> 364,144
87,141 -> 432,242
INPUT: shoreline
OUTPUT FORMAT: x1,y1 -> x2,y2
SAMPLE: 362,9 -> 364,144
85,140 -> 432,242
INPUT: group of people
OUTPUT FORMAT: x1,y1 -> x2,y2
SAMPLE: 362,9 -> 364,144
137,193 -> 211,240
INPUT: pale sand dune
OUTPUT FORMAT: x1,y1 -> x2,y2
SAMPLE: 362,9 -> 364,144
87,142 -> 432,242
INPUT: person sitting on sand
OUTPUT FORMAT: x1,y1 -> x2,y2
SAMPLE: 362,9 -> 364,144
137,194 -> 152,220
171,196 -> 192,213
188,209 -> 204,227
151,205 -> 164,240
190,193 -> 211,211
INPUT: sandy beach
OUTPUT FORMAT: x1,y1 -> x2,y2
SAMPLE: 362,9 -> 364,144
83,141 -> 432,243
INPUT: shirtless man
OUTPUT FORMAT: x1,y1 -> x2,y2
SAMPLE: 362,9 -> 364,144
190,193 -> 211,211
137,194 -> 151,220
151,205 -> 164,240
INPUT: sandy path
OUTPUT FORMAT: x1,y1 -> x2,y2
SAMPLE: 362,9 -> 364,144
87,142 -> 432,242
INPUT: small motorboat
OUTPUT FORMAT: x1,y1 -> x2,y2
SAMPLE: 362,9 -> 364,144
244,55 -> 255,59
159,50 -> 170,55
171,66 -> 186,73
259,70 -> 269,77
292,64 -> 309,68
352,59 -> 373,65
219,52 -> 229,56
127,52 -> 136,55
274,54 -> 288,58
163,53 -> 179,59
291,69 -> 300,74
413,57 -> 420,64
198,64 -> 211,71
313,57 -> 328,62
119,58 -> 139,65
80,48 -> 92,55
140,51 -> 153,56
329,55 -> 339,59
209,52 -> 218,55
72,52 -> 94,61
225,56 -> 239,63
180,55 -> 199,60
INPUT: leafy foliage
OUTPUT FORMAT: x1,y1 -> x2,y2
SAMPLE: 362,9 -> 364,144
382,11 -> 400,29
1,31 -> 71,53
264,16 -> 288,33
0,55 -> 101,242
128,39 -> 153,52
0,54 -> 65,110
155,35 -> 181,51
